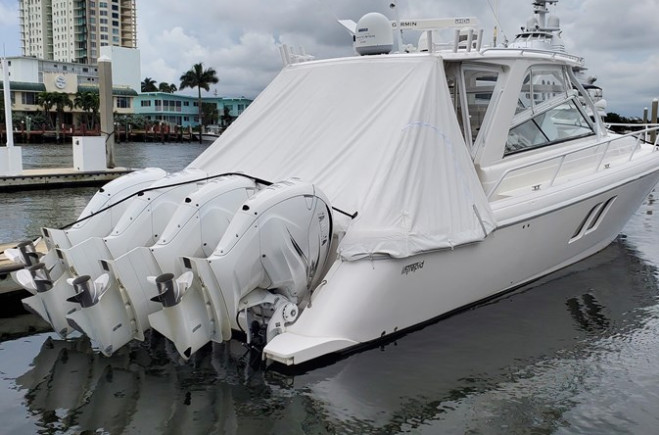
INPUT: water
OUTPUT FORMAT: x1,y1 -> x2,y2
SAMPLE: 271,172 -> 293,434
0,142 -> 208,243
2,143 -> 659,433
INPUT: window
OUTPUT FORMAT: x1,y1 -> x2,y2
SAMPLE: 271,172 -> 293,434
141,100 -> 151,107
505,99 -> 595,155
116,97 -> 129,108
22,92 -> 37,105
516,66 -> 569,114
184,101 -> 189,106
447,62 -> 502,150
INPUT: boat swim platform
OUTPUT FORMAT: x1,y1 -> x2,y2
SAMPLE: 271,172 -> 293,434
0,167 -> 133,192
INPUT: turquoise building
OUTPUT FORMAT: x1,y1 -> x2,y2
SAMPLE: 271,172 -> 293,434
134,93 -> 252,128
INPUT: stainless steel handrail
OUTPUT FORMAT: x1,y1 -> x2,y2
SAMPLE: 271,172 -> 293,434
486,126 -> 659,200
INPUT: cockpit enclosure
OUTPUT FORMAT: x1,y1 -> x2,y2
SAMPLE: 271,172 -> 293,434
505,65 -> 595,155
446,62 -> 503,157
446,59 -> 599,165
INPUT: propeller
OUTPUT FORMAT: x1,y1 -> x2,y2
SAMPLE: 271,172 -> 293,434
14,262 -> 54,293
149,271 -> 194,307
4,240 -> 40,267
66,273 -> 111,308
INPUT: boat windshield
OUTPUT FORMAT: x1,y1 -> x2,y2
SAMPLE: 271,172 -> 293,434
506,65 -> 595,156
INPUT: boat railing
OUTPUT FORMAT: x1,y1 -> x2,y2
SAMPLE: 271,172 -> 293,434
479,47 -> 584,65
486,126 -> 659,200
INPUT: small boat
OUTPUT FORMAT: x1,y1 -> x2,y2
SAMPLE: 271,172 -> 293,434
200,125 -> 221,144
5,1 -> 659,367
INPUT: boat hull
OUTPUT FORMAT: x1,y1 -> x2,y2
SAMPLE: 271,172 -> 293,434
264,167 -> 659,365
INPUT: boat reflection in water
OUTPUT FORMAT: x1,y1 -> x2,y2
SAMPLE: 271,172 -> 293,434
9,234 -> 659,433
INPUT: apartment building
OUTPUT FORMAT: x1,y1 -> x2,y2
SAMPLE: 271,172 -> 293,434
19,0 -> 137,64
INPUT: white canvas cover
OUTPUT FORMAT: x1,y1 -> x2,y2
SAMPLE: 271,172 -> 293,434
190,54 -> 496,260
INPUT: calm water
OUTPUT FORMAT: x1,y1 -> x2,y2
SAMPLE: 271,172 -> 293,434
1,143 -> 659,434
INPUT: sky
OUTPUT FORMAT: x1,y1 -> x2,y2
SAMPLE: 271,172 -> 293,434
1,0 -> 658,117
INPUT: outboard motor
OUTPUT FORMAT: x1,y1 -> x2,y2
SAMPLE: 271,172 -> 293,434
64,175 -> 257,356
20,168 -> 210,340
65,272 -> 133,356
18,262 -> 76,336
148,178 -> 334,360
42,167 -> 168,252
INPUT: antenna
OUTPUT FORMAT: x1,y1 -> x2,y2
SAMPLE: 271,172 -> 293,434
389,1 -> 404,52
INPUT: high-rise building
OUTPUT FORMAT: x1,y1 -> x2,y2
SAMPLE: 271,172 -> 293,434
19,0 -> 137,64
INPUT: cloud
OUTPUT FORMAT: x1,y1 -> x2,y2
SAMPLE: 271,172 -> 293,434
0,0 -> 655,115
0,1 -> 17,26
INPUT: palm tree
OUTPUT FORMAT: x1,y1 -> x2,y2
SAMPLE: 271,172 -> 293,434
141,77 -> 158,92
179,63 -> 219,143
51,92 -> 73,141
158,82 -> 177,93
74,91 -> 100,130
36,91 -> 57,128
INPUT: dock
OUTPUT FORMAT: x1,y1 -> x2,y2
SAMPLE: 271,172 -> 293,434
0,166 -> 132,192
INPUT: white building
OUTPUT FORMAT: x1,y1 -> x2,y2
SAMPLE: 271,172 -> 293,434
19,0 -> 137,64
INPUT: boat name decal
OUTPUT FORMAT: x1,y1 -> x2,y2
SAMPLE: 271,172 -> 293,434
401,260 -> 424,275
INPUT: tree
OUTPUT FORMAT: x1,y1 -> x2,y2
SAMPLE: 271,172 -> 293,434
201,102 -> 219,126
141,77 -> 158,92
52,92 -> 73,141
179,63 -> 219,143
74,91 -> 100,131
158,82 -> 177,93
36,91 -> 57,128
220,105 -> 235,128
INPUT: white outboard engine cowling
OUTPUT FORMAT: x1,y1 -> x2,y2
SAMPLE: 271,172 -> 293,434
148,178 -> 334,360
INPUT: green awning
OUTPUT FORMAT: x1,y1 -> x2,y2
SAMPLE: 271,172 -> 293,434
78,84 -> 138,96
0,81 -> 47,92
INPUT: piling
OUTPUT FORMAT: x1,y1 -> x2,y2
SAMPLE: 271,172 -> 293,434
652,99 -> 658,144
98,56 -> 115,168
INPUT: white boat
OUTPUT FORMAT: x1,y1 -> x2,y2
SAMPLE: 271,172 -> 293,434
507,0 -> 607,117
5,2 -> 659,367
201,125 -> 221,144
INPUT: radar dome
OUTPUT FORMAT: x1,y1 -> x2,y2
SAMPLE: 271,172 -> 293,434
354,12 -> 393,56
